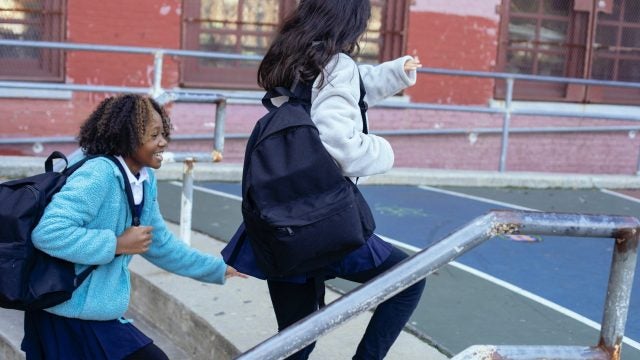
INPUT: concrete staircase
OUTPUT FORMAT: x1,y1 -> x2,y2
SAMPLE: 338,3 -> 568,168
0,223 -> 446,360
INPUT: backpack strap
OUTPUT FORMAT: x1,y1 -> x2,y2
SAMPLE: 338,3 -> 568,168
357,71 -> 368,134
262,84 -> 312,110
45,151 -> 68,172
261,72 -> 366,131
104,155 -> 141,226
47,153 -> 139,290
75,155 -> 140,287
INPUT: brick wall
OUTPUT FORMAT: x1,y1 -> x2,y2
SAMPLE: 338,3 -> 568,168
1,0 -> 638,175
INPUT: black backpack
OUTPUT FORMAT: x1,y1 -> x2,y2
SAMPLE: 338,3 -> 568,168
0,151 -> 137,311
241,77 -> 376,278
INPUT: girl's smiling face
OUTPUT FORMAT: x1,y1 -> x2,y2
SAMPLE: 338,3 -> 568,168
124,109 -> 168,174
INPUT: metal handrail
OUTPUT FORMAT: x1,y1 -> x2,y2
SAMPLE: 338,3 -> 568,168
417,67 -> 640,89
2,39 -> 640,173
236,210 -> 639,360
3,41 -> 639,359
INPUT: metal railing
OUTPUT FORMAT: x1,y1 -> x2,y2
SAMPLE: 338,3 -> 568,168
2,39 -> 640,173
0,39 -> 235,163
2,40 -> 639,359
236,210 -> 639,360
0,39 -> 237,244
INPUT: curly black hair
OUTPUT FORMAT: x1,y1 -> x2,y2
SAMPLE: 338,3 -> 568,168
77,94 -> 172,157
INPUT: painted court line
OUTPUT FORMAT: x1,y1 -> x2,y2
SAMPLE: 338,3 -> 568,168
171,181 -> 640,350
170,181 -> 243,201
600,188 -> 640,204
418,185 -> 536,211
412,186 -> 640,350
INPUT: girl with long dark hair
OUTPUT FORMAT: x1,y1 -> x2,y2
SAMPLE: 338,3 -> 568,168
230,0 -> 425,359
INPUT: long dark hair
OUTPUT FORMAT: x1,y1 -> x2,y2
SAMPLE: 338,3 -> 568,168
77,94 -> 171,157
257,0 -> 371,91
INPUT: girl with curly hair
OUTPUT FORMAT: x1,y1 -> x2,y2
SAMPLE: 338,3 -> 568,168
22,94 -> 245,360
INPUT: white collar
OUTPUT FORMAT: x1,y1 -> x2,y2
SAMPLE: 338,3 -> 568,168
115,156 -> 149,186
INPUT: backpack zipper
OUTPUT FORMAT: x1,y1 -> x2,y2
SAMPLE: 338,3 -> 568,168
278,227 -> 295,236
25,185 -> 39,202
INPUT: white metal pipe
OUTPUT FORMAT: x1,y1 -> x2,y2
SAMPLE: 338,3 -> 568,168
499,78 -> 514,172
179,158 -> 195,245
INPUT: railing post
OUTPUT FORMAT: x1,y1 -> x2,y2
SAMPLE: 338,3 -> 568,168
599,232 -> 639,359
635,146 -> 640,175
180,158 -> 195,245
151,50 -> 164,98
499,77 -> 514,172
212,98 -> 227,162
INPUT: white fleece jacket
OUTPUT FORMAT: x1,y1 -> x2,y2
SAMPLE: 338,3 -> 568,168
310,53 -> 417,177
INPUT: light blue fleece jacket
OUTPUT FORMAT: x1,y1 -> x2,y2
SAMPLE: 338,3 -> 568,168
31,157 -> 227,320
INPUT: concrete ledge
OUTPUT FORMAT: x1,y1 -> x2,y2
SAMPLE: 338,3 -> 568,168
0,309 -> 23,360
130,223 -> 445,360
0,226 -> 443,359
2,155 -> 640,189
130,271 -> 239,360
369,167 -> 640,189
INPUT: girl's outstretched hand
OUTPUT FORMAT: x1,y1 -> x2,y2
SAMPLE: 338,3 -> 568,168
404,55 -> 422,72
225,265 -> 248,279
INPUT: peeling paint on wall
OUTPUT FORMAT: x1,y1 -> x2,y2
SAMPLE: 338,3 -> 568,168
159,5 -> 171,16
412,0 -> 500,21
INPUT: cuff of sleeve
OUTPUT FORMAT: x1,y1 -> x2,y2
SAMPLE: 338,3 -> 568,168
207,260 -> 228,284
395,55 -> 417,87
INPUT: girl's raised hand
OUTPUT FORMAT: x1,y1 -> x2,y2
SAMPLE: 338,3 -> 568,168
116,226 -> 154,255
404,55 -> 422,72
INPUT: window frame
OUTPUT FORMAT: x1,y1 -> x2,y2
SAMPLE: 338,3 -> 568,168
0,0 -> 66,82
180,0 -> 410,89
495,0 -> 640,105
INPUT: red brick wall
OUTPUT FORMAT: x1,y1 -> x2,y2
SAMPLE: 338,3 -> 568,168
66,0 -> 181,88
1,0 -> 639,175
146,103 -> 640,175
0,0 -> 182,156
404,1 -> 500,105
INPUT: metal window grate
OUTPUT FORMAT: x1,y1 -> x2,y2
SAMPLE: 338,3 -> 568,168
0,0 -> 64,81
180,0 -> 408,89
497,0 -> 640,104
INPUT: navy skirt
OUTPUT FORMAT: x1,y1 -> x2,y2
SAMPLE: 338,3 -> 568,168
21,310 -> 152,360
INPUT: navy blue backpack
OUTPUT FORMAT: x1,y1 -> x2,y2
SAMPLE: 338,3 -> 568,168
0,151 -> 136,311
239,77 -> 376,278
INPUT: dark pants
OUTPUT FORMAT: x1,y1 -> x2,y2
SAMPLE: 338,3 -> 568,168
267,247 -> 426,360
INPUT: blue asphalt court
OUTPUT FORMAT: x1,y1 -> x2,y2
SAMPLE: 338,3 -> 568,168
157,181 -> 640,358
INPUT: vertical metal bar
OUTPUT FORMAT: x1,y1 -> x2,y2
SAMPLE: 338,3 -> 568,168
599,232 -> 639,359
212,99 -> 227,162
180,158 -> 195,245
635,147 -> 640,175
499,78 -> 514,172
151,51 -> 164,98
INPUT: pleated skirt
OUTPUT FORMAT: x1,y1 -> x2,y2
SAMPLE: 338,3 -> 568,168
21,310 -> 152,360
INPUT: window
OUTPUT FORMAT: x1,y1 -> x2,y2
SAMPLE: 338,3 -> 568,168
181,0 -> 409,89
496,0 -> 640,105
0,0 -> 65,81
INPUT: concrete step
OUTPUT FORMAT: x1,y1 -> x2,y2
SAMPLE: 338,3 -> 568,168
127,222 -> 447,360
0,223 -> 446,360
